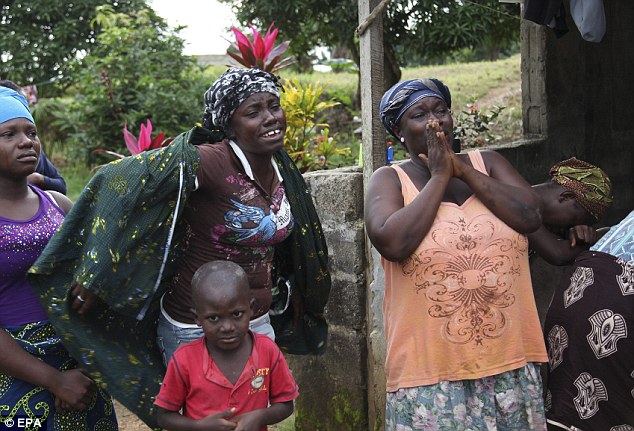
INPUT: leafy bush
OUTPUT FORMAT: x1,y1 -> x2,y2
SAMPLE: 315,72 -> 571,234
30,97 -> 73,157
280,79 -> 350,172
454,101 -> 505,148
60,6 -> 208,164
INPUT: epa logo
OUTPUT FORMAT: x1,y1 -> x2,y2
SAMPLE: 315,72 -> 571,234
1,417 -> 43,429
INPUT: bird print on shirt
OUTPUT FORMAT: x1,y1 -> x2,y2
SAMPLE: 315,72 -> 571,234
224,199 -> 278,242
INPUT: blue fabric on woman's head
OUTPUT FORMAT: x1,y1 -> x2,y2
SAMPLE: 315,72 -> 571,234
379,78 -> 451,138
0,87 -> 34,125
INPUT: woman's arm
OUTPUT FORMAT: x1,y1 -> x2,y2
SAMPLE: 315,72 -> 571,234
366,123 -> 456,262
529,224 -> 604,265
0,330 -> 95,410
365,165 -> 450,262
528,225 -> 589,265
452,149 -> 542,234
49,191 -> 72,214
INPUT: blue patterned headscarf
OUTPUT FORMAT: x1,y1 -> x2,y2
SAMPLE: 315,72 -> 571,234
379,78 -> 451,138
0,87 -> 34,125
202,67 -> 281,135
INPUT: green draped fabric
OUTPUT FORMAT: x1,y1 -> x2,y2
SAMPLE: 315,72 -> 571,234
27,126 -> 331,429
28,129 -> 202,429
271,150 -> 331,355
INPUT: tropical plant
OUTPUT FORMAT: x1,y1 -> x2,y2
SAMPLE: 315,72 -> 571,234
123,119 -> 172,155
280,79 -> 347,172
227,23 -> 292,72
313,128 -> 351,169
92,119 -> 173,169
454,102 -> 505,148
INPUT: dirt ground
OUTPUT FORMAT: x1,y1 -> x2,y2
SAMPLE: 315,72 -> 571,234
115,400 -> 152,431
115,400 -> 290,430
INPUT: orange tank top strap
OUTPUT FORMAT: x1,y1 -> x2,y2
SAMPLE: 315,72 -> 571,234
390,163 -> 420,196
466,149 -> 487,175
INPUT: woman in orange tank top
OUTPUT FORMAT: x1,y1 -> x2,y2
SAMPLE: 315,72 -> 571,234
365,78 -> 548,430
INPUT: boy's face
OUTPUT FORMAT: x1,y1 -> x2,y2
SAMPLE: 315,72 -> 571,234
193,281 -> 253,353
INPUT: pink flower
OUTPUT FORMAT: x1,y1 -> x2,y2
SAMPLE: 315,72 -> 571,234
123,119 -> 171,155
226,22 -> 291,72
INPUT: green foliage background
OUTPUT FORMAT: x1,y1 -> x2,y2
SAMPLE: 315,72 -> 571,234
0,0 -> 147,96
219,0 -> 520,79
56,6 -> 209,162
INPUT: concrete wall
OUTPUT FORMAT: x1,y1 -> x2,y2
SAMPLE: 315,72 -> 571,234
286,167 -> 369,431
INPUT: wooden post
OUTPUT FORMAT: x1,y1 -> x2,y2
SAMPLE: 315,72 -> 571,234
358,0 -> 387,182
358,0 -> 387,429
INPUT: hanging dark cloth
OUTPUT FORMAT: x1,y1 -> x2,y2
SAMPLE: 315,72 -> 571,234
524,0 -> 570,38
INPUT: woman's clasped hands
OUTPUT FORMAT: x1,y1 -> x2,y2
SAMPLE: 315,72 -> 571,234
418,119 -> 463,178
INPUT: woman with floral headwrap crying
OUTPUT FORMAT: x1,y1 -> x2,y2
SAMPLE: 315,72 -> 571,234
26,66 -> 330,428
157,67 -> 331,365
528,157 -> 613,265
365,78 -> 548,429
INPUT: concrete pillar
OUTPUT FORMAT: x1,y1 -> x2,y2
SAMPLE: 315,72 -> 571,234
288,168 -> 368,431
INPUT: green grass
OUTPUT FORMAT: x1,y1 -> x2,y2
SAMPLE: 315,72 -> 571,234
58,161 -> 94,202
270,414 -> 295,431
402,55 -> 521,109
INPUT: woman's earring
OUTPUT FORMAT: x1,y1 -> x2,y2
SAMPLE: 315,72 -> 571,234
400,136 -> 405,144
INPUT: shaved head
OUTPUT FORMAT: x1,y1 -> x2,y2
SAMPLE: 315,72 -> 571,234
191,261 -> 250,305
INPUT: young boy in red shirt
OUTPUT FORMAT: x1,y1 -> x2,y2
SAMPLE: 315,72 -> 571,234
154,261 -> 298,431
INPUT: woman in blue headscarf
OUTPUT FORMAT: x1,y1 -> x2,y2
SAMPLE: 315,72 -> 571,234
365,78 -> 548,429
0,87 -> 118,429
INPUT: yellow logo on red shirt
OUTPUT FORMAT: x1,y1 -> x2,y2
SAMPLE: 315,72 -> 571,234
249,368 -> 270,394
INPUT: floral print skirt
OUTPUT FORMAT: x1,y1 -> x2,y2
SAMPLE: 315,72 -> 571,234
386,363 -> 546,431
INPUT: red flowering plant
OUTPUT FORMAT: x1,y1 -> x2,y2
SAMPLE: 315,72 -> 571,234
226,22 -> 292,72
122,119 -> 172,155
92,119 -> 173,169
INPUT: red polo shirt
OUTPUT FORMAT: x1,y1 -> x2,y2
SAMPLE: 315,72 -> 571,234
155,332 -> 298,429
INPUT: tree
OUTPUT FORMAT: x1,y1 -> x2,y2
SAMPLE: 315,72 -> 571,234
61,6 -> 208,162
0,0 -> 146,96
386,0 -> 520,65
220,0 -> 520,90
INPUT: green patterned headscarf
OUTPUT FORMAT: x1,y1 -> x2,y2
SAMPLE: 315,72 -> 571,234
550,157 -> 613,221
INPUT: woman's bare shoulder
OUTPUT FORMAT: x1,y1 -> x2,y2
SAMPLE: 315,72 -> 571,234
368,164 -> 401,185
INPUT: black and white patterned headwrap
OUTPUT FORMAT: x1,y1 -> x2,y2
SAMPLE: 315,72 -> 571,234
202,67 -> 281,135
379,78 -> 452,139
